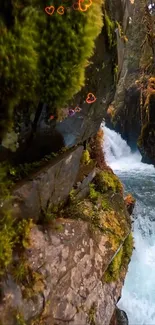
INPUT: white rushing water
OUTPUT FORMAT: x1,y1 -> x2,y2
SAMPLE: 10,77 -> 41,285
102,124 -> 155,325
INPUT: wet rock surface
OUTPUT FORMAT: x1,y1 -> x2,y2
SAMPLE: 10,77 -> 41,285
107,0 -> 155,163
9,146 -> 83,222
110,307 -> 129,325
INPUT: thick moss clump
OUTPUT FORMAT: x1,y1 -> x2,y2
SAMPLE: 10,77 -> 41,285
0,0 -> 103,138
104,10 -> 116,49
104,232 -> 133,282
64,172 -> 129,242
93,170 -> 123,194
81,150 -> 91,165
0,210 -> 33,276
0,5 -> 41,139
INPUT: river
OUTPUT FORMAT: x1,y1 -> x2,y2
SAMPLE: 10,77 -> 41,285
103,124 -> 155,325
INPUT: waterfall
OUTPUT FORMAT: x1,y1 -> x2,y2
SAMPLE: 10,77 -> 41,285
102,124 -> 155,325
102,124 -> 154,173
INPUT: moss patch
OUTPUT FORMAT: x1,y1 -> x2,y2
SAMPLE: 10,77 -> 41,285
0,0 -> 103,138
0,211 -> 33,277
104,10 -> 116,49
93,170 -> 123,194
81,150 -> 91,166
63,172 -> 130,242
104,232 -> 133,283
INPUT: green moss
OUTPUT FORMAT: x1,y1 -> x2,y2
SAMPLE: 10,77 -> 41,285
0,163 -> 13,200
0,213 -> 33,276
0,5 -> 41,139
123,232 -> 134,266
12,258 -> 45,299
93,171 -> 122,194
81,150 -> 91,165
104,232 -> 133,283
104,10 -> 116,49
0,0 -> 103,137
104,246 -> 123,282
12,259 -> 29,283
69,189 -> 76,203
16,218 -> 33,249
101,198 -> 112,211
89,183 -> 99,202
0,211 -> 16,275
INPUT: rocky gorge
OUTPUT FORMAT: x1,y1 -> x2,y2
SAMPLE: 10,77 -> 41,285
0,0 -> 154,324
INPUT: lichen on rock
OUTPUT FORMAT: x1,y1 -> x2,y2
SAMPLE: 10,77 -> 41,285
0,145 -> 133,325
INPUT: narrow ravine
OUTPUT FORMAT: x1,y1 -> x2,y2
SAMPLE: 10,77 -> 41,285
103,124 -> 155,325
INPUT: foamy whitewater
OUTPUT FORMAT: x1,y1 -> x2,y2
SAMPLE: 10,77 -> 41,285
102,124 -> 155,325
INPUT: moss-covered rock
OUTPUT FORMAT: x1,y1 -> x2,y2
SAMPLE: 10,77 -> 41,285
93,170 -> 123,194
104,232 -> 133,282
0,0 -> 103,141
0,212 -> 33,276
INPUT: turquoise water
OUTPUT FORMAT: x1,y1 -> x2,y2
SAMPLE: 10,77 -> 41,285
103,125 -> 155,325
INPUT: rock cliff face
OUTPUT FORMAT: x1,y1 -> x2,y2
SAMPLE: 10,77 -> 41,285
0,1 -> 135,324
0,0 -> 126,164
106,0 -> 155,163
0,142 -> 133,325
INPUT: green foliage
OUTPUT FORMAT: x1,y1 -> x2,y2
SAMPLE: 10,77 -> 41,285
101,198 -> 112,211
104,11 -> 115,49
81,150 -> 91,165
89,183 -> 99,201
104,232 -> 133,283
12,259 -> 29,283
93,171 -> 122,194
104,247 -> 123,282
0,211 -> 16,274
0,212 -> 33,276
69,188 -> 76,203
0,0 -> 103,137
123,232 -> 134,265
41,0 -> 103,111
0,163 -> 13,200
43,211 -> 57,224
0,4 -> 41,138
17,218 -> 33,248
41,203 -> 62,224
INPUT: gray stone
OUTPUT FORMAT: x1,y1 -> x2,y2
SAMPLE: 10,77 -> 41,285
10,146 -> 83,222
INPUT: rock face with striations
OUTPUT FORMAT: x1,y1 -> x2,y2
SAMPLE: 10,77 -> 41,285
106,0 -> 155,163
0,146 -> 133,325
